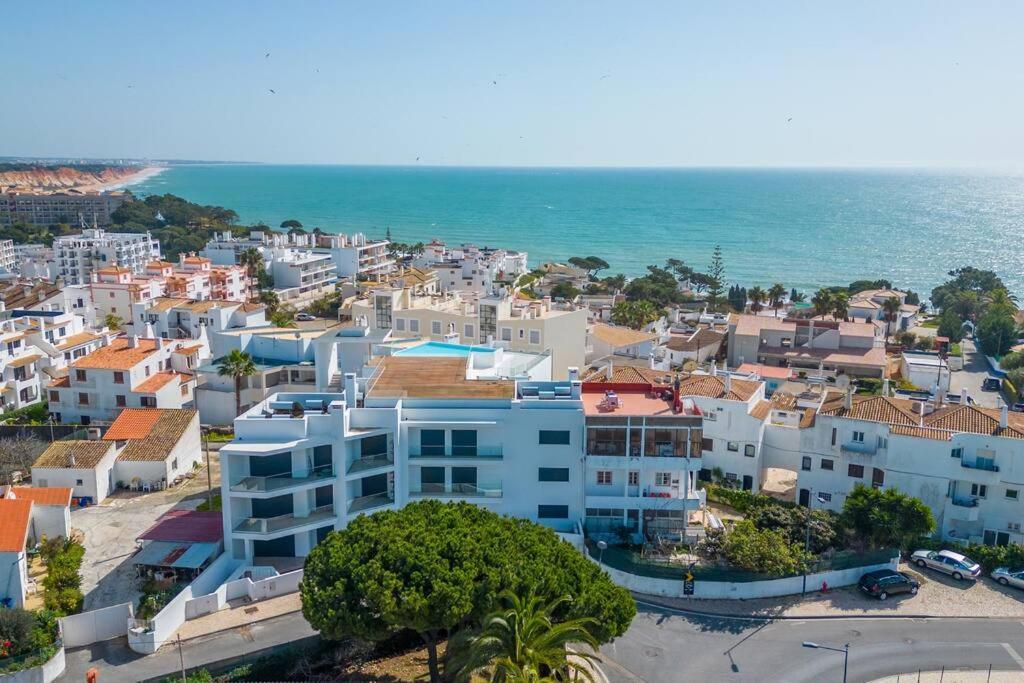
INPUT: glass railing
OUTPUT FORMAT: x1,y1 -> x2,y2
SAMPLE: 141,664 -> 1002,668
234,504 -> 335,533
951,496 -> 980,508
408,446 -> 503,459
347,452 -> 394,474
961,460 -> 999,472
348,491 -> 395,513
229,466 -> 335,493
409,482 -> 503,498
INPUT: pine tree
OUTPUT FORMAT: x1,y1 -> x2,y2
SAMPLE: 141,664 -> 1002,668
706,245 -> 726,310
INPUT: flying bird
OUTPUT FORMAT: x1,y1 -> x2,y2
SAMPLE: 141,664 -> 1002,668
265,52 -> 270,58
600,74 -> 611,80
786,117 -> 792,122
268,89 -> 276,94
416,156 -> 420,162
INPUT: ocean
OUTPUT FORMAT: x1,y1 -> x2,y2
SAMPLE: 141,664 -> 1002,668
131,165 -> 1024,298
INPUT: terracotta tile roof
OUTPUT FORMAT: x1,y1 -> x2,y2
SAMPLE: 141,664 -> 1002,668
145,297 -> 191,312
749,400 -> 772,420
581,365 -> 666,384
103,408 -> 164,440
133,371 -> 182,393
368,357 -> 514,399
113,409 -> 198,463
0,281 -> 61,310
581,366 -> 760,402
96,266 -> 132,275
758,345 -> 888,370
7,354 -> 40,369
590,323 -> 658,349
55,331 -> 101,351
922,404 -> 1024,440
666,328 -> 725,353
9,486 -> 72,506
48,376 -> 70,388
33,440 -> 115,469
820,395 -> 1024,441
73,338 -> 159,370
172,344 -> 203,355
0,498 -> 32,552
147,260 -> 175,268
820,394 -> 920,425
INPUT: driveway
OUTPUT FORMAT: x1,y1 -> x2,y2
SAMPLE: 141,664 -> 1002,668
74,454 -> 219,610
951,338 -> 1000,408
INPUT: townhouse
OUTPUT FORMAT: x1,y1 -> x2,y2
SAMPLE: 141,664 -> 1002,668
412,241 -> 527,294
130,297 -> 266,339
847,288 -> 921,335
47,335 -> 198,424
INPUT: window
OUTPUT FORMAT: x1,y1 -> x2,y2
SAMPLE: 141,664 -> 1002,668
420,429 -> 445,456
464,324 -> 474,339
702,437 -> 713,452
75,479 -> 83,486
744,444 -> 756,457
451,430 -> 477,456
971,483 -> 987,498
78,393 -> 89,405
596,470 -> 613,485
848,464 -> 864,478
818,492 -> 833,502
395,318 -> 406,332
799,455 -> 813,471
529,330 -> 541,345
703,411 -> 716,421
171,458 -> 178,470
821,458 -> 834,471
141,396 -> 156,408
1007,489 -> 1019,500
113,371 -> 124,384
539,430 -> 570,445
181,385 -> 189,396
628,471 -> 639,486
727,442 -> 739,452
431,321 -> 442,335
538,505 -> 569,519
872,467 -> 885,488
951,447 -> 963,459
115,395 -> 126,407
655,472 -> 672,486
831,427 -> 837,446
75,369 -> 86,382
725,472 -> 738,482
501,327 -> 512,342
538,467 -> 570,482
852,431 -> 865,443
409,319 -> 420,333
144,366 -> 151,377
49,391 -> 59,402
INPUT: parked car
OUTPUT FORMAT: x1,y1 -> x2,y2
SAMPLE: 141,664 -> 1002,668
1011,402 -> 1024,413
295,313 -> 317,321
910,549 -> 982,580
982,376 -> 1002,391
991,567 -> 1024,589
858,569 -> 920,600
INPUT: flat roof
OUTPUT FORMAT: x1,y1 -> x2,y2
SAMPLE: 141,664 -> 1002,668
368,357 -> 514,399
582,389 -> 698,417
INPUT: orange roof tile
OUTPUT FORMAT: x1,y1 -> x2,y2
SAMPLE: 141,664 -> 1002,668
55,331 -> 101,351
9,486 -> 72,506
749,400 -> 772,420
0,499 -> 32,552
172,344 -> 203,355
133,371 -> 182,393
114,409 -> 198,462
72,338 -> 159,370
48,376 -> 70,388
104,408 -> 165,440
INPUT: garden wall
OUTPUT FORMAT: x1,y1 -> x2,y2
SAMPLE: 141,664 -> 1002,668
60,602 -> 133,648
184,569 -> 305,620
1,645 -> 65,683
592,555 -> 899,600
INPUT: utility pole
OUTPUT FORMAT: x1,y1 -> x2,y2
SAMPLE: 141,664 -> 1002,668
176,633 -> 186,682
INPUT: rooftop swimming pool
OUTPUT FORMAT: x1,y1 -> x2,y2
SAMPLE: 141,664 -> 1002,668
395,341 -> 497,358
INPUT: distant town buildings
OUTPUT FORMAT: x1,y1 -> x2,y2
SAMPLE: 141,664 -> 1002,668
0,189 -> 128,227
412,240 -> 528,294
53,228 -> 161,285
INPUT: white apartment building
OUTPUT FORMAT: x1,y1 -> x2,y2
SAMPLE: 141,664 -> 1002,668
131,297 -> 266,339
47,335 -> 199,424
53,229 -> 161,285
265,247 -> 338,305
351,288 -> 587,379
412,240 -> 528,294
11,244 -> 57,280
0,239 -> 15,274
218,359 -> 581,562
847,289 -> 921,335
312,232 -> 393,280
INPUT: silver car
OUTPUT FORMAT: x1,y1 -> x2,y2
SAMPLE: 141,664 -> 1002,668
992,567 -> 1024,589
910,549 -> 982,581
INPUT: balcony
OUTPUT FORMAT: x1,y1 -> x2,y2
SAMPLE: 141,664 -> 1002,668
229,466 -> 335,493
348,491 -> 395,513
408,446 -> 503,459
409,482 -> 503,498
951,496 -> 980,508
841,440 -> 877,455
961,460 -> 999,473
234,504 -> 335,534
347,452 -> 395,474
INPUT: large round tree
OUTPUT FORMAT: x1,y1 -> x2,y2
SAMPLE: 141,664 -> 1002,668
300,500 -> 635,683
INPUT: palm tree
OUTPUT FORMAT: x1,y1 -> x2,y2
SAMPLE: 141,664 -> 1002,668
610,300 -> 660,330
269,306 -> 296,328
831,291 -> 850,322
217,349 -> 258,418
104,313 -> 123,331
239,248 -> 265,302
448,590 -> 600,683
881,296 -> 901,343
767,283 -> 786,317
748,286 -> 766,314
811,289 -> 832,318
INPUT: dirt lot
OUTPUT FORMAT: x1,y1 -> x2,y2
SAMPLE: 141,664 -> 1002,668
74,452 -> 219,610
645,561 -> 1024,619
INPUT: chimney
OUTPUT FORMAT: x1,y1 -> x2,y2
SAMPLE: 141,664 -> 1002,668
711,363 -> 718,377
605,361 -> 613,381
69,453 -> 76,467
844,386 -> 853,411
649,353 -> 657,370
128,335 -> 139,349
567,367 -> 580,383
724,372 -> 732,395
1001,404 -> 1009,429
882,378 -> 890,397
960,387 -> 968,405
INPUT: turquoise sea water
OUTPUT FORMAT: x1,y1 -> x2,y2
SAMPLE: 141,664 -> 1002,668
132,165 -> 1024,297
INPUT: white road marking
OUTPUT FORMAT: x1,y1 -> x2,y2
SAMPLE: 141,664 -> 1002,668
1001,643 -> 1024,670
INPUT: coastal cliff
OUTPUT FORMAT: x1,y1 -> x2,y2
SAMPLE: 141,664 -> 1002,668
0,165 -> 143,190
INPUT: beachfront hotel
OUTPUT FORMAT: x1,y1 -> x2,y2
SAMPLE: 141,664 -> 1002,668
0,189 -> 128,228
53,228 -> 162,285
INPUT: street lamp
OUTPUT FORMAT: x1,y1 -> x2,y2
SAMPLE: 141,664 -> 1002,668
802,490 -> 828,597
596,540 -> 607,566
802,641 -> 849,683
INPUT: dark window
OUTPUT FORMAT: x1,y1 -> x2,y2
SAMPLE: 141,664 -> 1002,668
538,505 -> 569,519
698,468 -> 712,482
115,395 -> 126,407
539,430 -> 571,445
75,369 -> 86,382
701,437 -> 713,451
420,429 -> 445,456
451,430 -> 477,457
831,427 -> 837,446
420,466 -> 445,492
538,467 -> 570,482
872,468 -> 885,488
742,475 -> 753,491
848,464 -> 864,478
113,371 -> 124,384
801,456 -> 812,471
744,444 -> 755,457
821,458 -> 834,470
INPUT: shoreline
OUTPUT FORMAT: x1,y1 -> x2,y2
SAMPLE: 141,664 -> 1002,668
83,165 -> 167,192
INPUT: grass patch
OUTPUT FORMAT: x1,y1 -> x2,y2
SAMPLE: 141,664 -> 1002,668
195,493 -> 222,512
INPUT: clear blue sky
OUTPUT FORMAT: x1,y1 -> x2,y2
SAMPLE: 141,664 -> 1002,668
3,1 -> 1023,167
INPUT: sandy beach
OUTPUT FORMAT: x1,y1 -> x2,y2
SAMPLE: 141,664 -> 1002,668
82,165 -> 167,192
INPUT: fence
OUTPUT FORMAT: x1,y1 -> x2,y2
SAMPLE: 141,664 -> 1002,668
60,602 -> 134,648
0,640 -> 65,683
184,568 -> 305,619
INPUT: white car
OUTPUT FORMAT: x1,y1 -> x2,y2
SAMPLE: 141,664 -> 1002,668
910,549 -> 982,581
295,313 -> 317,321
992,567 -> 1024,589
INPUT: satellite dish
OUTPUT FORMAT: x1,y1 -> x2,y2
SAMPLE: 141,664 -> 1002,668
835,375 -> 851,390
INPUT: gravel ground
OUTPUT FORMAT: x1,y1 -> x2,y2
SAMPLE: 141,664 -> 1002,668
639,561 -> 1024,619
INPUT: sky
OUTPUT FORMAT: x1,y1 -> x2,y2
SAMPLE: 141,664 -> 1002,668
3,1 -> 1024,168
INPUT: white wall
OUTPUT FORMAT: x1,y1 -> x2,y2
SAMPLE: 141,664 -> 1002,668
28,505 -> 70,543
1,644 -> 65,683
32,447 -> 117,502
0,550 -> 27,608
60,602 -> 134,647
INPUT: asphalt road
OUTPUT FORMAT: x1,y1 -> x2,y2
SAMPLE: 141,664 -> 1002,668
951,338 -> 1001,408
600,600 -> 1024,683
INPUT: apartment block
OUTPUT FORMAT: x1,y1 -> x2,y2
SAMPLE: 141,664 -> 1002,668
130,297 -> 266,339
53,229 -> 161,285
412,240 -> 528,294
0,190 -> 128,227
312,232 -> 393,280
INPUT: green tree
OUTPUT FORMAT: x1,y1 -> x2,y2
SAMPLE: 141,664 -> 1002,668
280,219 -> 303,229
300,501 -> 634,683
931,267 -> 1006,314
239,248 -> 265,302
767,283 -> 786,317
841,484 -> 935,549
722,520 -> 806,575
269,306 -> 296,328
811,289 -> 832,318
848,279 -> 892,295
567,256 -> 610,279
1001,351 -> 1024,371
601,274 -> 626,292
549,281 -> 581,301
103,313 -> 123,331
936,308 -> 965,343
664,258 -> 694,284
217,350 -> 258,418
976,309 -> 1017,357
448,591 -> 600,683
705,245 -> 726,310
623,266 -> 680,308
747,286 -> 765,314
830,290 -> 850,322
610,300 -> 661,329
881,296 -> 902,343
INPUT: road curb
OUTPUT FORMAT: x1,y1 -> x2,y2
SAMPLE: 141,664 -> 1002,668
632,594 -> 1024,621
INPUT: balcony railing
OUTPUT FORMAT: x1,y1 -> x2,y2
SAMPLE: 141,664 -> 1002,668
229,465 -> 335,493
841,441 -> 877,455
409,446 -> 503,459
349,491 -> 395,513
409,482 -> 503,498
234,504 -> 335,534
961,460 -> 999,473
347,452 -> 395,474
951,496 -> 980,508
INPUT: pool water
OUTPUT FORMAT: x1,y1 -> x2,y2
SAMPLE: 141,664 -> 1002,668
394,341 -> 497,358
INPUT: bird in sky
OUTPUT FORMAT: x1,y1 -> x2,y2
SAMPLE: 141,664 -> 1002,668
492,80 -> 497,85
127,84 -> 134,88
268,89 -> 276,94
415,156 -> 420,162
600,74 -> 611,80
787,117 -> 792,122
265,52 -> 271,58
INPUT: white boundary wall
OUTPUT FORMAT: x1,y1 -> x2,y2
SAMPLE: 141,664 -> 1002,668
594,555 -> 899,600
184,568 -> 304,619
2,645 -> 65,683
60,603 -> 134,648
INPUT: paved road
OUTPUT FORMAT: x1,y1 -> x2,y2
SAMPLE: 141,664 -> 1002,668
600,600 -> 1024,683
951,338 -> 1001,408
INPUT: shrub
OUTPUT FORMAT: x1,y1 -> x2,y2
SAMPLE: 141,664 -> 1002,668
0,609 -> 35,652
841,485 -> 934,550
0,609 -> 59,674
40,537 -> 85,615
721,520 -> 807,575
